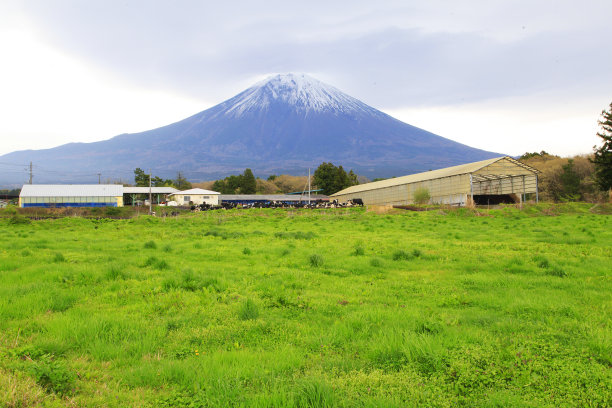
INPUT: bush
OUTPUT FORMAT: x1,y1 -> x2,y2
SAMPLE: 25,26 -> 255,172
29,355 -> 75,395
104,207 -> 121,217
413,187 -> 431,204
8,214 -> 31,224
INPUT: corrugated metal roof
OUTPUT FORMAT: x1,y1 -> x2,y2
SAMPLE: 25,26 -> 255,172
123,187 -> 179,194
331,156 -> 539,196
20,184 -> 124,197
171,188 -> 220,195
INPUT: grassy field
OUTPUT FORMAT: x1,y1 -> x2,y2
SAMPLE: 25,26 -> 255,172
0,204 -> 610,407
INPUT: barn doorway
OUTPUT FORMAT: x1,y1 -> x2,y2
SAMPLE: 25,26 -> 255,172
472,194 -> 518,205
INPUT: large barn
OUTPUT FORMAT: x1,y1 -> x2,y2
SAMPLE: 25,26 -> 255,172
19,185 -> 124,208
331,156 -> 540,206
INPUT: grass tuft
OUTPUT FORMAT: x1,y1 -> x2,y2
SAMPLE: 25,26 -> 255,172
370,258 -> 382,267
105,265 -> 129,280
295,379 -> 336,408
533,255 -> 550,269
309,254 -> 324,268
546,265 -> 568,277
275,231 -> 316,240
144,240 -> 157,249
238,298 -> 259,320
144,256 -> 169,270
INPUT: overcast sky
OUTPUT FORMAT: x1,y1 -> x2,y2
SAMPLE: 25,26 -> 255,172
1,0 -> 611,159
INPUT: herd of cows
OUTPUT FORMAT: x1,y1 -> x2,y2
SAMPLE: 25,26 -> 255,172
190,199 -> 364,211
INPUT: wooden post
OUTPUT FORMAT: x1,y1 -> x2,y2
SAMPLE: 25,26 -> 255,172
469,174 -> 474,207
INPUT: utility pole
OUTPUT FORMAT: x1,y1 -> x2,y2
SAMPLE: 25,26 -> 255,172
29,162 -> 33,184
308,168 -> 311,207
148,169 -> 153,216
98,173 -> 101,184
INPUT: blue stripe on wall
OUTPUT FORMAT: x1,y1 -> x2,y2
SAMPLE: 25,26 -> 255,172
22,203 -> 118,208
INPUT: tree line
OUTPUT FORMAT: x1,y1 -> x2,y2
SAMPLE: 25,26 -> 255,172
133,168 -> 192,190
204,164 -> 359,195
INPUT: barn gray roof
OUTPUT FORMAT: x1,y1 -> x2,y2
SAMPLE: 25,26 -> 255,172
123,187 -> 179,194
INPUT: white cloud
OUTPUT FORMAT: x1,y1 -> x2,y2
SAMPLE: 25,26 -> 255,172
384,92 -> 605,157
0,28 -> 207,155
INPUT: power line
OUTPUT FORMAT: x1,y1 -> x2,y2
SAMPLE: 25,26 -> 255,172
0,161 -> 29,167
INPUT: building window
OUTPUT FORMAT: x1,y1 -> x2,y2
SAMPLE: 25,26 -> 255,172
183,196 -> 190,202
202,196 -> 209,199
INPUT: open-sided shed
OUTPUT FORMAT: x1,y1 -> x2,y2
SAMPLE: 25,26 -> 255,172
123,186 -> 179,205
331,156 -> 540,206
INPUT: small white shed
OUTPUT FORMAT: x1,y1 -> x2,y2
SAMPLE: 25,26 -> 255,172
170,188 -> 220,206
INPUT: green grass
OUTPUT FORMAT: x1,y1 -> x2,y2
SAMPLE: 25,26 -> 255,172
0,204 -> 610,407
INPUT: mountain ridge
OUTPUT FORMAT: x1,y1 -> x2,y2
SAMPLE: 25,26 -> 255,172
0,73 -> 501,186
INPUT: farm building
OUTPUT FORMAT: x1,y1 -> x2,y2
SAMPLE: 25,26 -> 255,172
170,188 -> 220,205
19,184 -> 124,208
123,186 -> 179,205
331,156 -> 540,206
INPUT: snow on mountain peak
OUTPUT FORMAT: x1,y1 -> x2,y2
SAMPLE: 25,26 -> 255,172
222,73 -> 377,117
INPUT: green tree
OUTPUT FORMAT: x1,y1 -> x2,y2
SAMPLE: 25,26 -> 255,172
134,168 -> 173,187
241,169 -> 257,194
591,102 -> 612,191
347,170 -> 359,186
174,172 -> 192,190
557,159 -> 581,201
134,168 -> 149,187
313,162 -> 359,195
211,169 -> 257,194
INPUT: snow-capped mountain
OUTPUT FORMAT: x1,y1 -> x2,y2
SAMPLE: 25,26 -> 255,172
0,73 -> 500,185
220,74 -> 380,117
